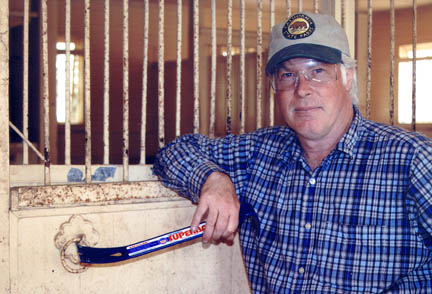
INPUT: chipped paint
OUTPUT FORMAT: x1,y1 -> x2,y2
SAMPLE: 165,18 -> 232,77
67,167 -> 116,182
67,168 -> 83,182
11,181 -> 179,210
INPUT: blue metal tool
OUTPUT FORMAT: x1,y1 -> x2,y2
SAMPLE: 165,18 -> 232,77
77,202 -> 259,264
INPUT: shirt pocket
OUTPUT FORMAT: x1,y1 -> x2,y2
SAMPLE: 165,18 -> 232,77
312,221 -> 413,293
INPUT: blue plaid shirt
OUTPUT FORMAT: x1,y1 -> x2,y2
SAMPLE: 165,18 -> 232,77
153,107 -> 432,293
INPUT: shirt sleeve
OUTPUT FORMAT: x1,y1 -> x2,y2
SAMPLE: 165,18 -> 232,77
409,138 -> 432,248
152,133 -> 253,203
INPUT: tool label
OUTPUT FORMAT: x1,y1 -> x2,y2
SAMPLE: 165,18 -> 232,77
127,223 -> 206,256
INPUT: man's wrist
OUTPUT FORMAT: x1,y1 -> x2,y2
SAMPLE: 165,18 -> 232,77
189,162 -> 225,203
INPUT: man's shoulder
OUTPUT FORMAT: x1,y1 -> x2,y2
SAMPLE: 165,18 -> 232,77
361,119 -> 432,149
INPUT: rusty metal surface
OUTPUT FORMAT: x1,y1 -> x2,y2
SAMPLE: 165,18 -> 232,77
341,0 -> 345,28
41,0 -> 50,184
65,0 -> 71,165
226,0 -> 233,134
240,0 -> 245,134
176,0 -> 182,138
140,0 -> 149,164
158,0 -> 165,146
286,0 -> 291,17
104,0 -> 110,164
193,0 -> 199,134
411,0 -> 417,131
23,0 -> 29,164
123,0 -> 130,180
11,181 -> 179,210
209,0 -> 216,137
256,0 -> 263,129
84,0 -> 92,183
269,0 -> 275,127
389,0 -> 395,125
366,0 -> 372,120
314,0 -> 319,13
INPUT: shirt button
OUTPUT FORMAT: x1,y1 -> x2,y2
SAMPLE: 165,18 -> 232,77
309,178 -> 316,185
298,267 -> 305,274
305,223 -> 311,230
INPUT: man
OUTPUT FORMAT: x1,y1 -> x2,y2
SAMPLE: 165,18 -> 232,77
153,12 -> 432,293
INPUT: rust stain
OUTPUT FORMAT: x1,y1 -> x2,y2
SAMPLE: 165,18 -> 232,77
11,181 -> 179,210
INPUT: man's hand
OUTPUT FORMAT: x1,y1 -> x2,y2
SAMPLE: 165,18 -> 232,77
191,172 -> 240,244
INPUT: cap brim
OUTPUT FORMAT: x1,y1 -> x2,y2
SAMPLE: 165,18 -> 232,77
266,43 -> 342,75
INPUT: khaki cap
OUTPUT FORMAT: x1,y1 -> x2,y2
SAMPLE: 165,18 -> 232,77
266,12 -> 350,75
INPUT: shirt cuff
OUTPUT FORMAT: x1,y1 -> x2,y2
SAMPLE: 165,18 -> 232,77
188,161 -> 226,203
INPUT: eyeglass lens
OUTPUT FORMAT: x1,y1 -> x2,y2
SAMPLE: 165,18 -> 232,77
274,61 -> 337,91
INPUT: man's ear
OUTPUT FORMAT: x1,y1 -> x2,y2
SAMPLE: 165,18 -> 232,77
344,67 -> 354,91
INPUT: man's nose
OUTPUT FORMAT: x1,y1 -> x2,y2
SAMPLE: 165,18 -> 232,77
295,73 -> 313,97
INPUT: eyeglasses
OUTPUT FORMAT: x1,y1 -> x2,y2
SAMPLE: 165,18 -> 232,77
273,62 -> 338,91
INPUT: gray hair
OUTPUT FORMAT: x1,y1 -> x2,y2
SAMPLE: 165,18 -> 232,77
341,54 -> 359,105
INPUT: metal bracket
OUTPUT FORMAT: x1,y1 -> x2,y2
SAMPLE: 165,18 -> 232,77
54,215 -> 99,273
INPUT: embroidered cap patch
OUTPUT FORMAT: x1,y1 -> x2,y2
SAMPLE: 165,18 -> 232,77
282,13 -> 315,40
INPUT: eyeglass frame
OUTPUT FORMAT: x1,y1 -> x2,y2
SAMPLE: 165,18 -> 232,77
270,60 -> 340,92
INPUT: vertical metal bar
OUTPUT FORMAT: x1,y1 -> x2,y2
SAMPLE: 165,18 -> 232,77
175,0 -> 182,138
209,0 -> 217,137
65,0 -> 71,165
314,0 -> 319,13
103,0 -> 110,164
366,0 -> 372,119
341,0 -> 345,28
193,0 -> 199,133
23,0 -> 29,164
158,0 -> 165,146
226,0 -> 233,134
239,0 -> 246,134
411,0 -> 417,131
256,0 -> 263,129
269,0 -> 275,126
298,0 -> 302,12
140,0 -> 149,164
286,0 -> 292,17
84,0 -> 91,183
389,0 -> 395,125
123,0 -> 129,180
41,0 -> 50,184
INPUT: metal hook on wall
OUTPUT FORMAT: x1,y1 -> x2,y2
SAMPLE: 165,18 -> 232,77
54,215 -> 99,273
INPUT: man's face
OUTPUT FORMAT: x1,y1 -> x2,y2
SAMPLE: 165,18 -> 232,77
273,58 -> 354,143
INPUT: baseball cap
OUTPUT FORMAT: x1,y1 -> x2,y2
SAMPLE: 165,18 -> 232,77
266,12 -> 350,75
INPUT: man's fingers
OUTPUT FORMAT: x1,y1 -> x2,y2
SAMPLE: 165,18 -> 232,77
193,172 -> 241,244
191,201 -> 208,231
211,212 -> 229,241
223,232 -> 236,245
202,209 -> 218,243
222,214 -> 238,238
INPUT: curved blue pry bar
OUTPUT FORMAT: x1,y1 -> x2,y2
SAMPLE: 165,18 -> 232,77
77,201 -> 259,264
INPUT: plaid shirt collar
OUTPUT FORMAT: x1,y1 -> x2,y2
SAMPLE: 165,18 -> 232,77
281,105 -> 364,165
